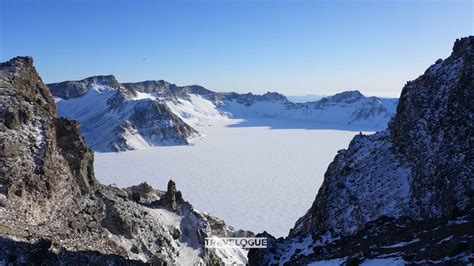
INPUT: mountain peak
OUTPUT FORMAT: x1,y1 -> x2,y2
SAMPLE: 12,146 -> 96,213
82,74 -> 119,85
452,36 -> 474,56
0,56 -> 56,117
0,56 -> 35,79
329,90 -> 364,103
5,56 -> 33,67
48,75 -> 120,99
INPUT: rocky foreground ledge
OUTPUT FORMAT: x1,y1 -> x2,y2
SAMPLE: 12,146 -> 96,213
0,57 -> 250,264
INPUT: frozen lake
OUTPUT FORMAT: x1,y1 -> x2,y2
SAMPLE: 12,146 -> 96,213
94,118 -> 362,237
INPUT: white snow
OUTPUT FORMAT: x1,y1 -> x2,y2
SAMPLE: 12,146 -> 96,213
279,235 -> 314,263
120,125 -> 152,150
308,258 -> 347,265
165,94 -> 228,127
95,116 -> 364,237
147,207 -> 203,265
205,236 -> 249,265
360,258 -> 406,266
382,238 -> 420,248
131,91 -> 157,101
437,235 -> 454,244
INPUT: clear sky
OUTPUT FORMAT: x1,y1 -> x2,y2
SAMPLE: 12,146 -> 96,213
1,0 -> 472,97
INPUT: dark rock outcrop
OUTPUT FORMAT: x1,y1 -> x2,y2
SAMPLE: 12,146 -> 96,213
389,37 -> 474,218
125,100 -> 198,147
54,118 -> 96,195
0,236 -> 146,265
0,56 -> 96,223
158,180 -> 184,211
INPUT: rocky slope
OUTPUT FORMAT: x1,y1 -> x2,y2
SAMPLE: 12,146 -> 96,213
0,57 -> 250,264
249,37 -> 474,264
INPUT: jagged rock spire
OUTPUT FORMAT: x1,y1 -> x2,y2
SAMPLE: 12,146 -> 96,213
159,179 -> 183,211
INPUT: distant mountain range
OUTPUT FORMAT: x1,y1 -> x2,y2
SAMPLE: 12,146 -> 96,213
48,78 -> 398,152
287,94 -> 324,103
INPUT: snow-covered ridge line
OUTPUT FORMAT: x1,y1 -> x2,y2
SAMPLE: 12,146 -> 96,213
48,76 -> 398,152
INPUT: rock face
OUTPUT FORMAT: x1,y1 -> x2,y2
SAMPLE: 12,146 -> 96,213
0,56 -> 95,223
389,37 -> 474,218
249,37 -> 474,264
0,57 -> 250,264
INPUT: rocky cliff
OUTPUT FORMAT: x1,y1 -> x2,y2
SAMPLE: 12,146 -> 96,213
0,56 -> 96,223
0,57 -> 249,264
249,37 -> 474,264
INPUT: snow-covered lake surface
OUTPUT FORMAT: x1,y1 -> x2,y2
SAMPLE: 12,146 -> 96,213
95,118 -> 364,237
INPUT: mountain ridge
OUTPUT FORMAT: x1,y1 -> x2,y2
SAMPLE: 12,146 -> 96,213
48,77 -> 398,152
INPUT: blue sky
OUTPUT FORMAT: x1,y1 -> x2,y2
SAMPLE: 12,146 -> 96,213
1,0 -> 472,97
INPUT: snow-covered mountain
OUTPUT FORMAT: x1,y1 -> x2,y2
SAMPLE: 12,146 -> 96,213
216,90 -> 397,129
248,36 -> 474,265
49,77 -> 200,152
49,77 -> 397,152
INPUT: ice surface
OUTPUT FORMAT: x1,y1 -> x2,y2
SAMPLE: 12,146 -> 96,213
95,116 -> 363,237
